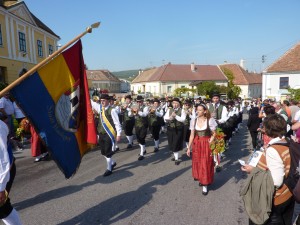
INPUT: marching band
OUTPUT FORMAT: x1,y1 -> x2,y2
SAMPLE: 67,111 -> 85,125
91,93 -> 244,177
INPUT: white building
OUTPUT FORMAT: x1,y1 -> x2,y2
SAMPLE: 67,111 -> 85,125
86,70 -> 121,93
220,64 -> 262,99
262,42 -> 300,101
131,63 -> 228,97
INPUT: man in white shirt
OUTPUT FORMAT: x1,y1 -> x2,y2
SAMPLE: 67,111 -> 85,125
0,115 -> 22,225
0,93 -> 14,137
91,94 -> 122,177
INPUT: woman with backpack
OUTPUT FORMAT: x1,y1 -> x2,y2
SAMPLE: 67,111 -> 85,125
242,114 -> 295,224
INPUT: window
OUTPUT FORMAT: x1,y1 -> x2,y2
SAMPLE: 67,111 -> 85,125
18,32 -> 26,52
279,77 -> 289,89
167,86 -> 172,93
0,25 -> 3,46
37,40 -> 43,57
48,44 -> 53,55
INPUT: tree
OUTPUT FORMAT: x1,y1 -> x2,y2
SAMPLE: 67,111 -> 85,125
173,87 -> 196,97
196,81 -> 220,97
288,87 -> 300,101
222,68 -> 241,99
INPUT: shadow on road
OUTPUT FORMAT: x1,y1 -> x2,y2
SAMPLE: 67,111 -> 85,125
56,167 -> 190,225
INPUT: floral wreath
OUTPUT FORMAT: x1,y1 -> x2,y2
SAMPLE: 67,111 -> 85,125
209,127 -> 226,156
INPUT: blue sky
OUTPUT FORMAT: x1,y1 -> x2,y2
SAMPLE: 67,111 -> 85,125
24,0 -> 300,73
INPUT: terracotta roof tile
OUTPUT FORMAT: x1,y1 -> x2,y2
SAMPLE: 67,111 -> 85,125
220,64 -> 262,85
132,68 -> 158,83
132,63 -> 227,83
266,42 -> 300,73
86,70 -> 121,82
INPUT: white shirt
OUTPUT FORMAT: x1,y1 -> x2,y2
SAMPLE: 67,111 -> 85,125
0,120 -> 10,192
294,110 -> 300,122
0,97 -> 14,116
164,108 -> 187,123
265,137 -> 286,188
211,103 -> 229,124
13,102 -> 25,119
91,101 -> 122,136
190,117 -> 217,131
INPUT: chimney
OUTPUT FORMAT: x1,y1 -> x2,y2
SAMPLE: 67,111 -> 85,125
1,0 -> 18,7
191,62 -> 195,72
240,59 -> 246,70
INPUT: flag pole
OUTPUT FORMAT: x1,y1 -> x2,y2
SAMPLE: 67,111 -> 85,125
0,22 -> 101,97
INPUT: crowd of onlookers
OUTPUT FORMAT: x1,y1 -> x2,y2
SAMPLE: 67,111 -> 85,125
244,98 -> 300,225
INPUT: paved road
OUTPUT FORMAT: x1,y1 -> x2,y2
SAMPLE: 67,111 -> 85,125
3,114 -> 252,225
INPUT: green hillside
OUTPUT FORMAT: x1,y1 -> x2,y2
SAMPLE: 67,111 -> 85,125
112,70 -> 139,80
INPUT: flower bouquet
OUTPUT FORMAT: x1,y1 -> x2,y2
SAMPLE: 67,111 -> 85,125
15,118 -> 30,142
209,128 -> 226,156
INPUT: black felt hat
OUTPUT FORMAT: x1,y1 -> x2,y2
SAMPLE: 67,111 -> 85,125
136,95 -> 144,101
100,94 -> 110,100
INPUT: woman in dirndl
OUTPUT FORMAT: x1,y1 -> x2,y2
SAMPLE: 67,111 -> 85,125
187,104 -> 217,195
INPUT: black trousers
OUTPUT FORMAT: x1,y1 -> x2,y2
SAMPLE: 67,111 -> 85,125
98,133 -> 113,158
183,124 -> 191,143
167,127 -> 183,152
135,126 -> 147,145
250,131 -> 258,149
151,125 -> 161,141
123,120 -> 135,136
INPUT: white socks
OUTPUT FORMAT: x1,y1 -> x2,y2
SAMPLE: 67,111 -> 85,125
174,152 -> 179,160
154,140 -> 159,148
203,185 -> 208,193
105,157 -> 112,171
185,142 -> 189,148
140,144 -> 145,156
127,135 -> 133,145
2,209 -> 22,225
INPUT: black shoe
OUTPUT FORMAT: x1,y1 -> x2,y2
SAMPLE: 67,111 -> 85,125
138,155 -> 144,160
115,147 -> 120,152
175,160 -> 180,165
194,178 -> 198,181
216,166 -> 222,172
103,170 -> 112,177
202,191 -> 208,196
112,162 -> 117,170
127,144 -> 133,149
154,147 -> 159,152
199,183 -> 203,186
171,157 -> 175,161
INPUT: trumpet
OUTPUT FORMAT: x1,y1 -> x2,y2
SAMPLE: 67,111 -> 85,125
131,102 -> 139,115
149,106 -> 157,114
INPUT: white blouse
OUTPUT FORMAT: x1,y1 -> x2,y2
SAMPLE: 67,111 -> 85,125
190,117 -> 217,131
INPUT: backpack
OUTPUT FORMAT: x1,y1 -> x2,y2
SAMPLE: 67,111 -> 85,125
271,138 -> 300,191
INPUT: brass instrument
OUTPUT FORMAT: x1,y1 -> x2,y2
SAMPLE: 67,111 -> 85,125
131,102 -> 139,115
149,105 -> 157,114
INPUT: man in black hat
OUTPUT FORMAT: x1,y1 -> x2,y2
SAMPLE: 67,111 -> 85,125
208,92 -> 228,172
148,98 -> 164,152
91,94 -> 122,176
122,95 -> 135,148
134,95 -> 149,160
208,93 -> 228,124
164,97 -> 187,165
183,99 -> 194,149
159,97 -> 167,133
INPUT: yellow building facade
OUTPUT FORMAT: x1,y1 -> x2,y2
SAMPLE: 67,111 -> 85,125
0,0 -> 60,84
